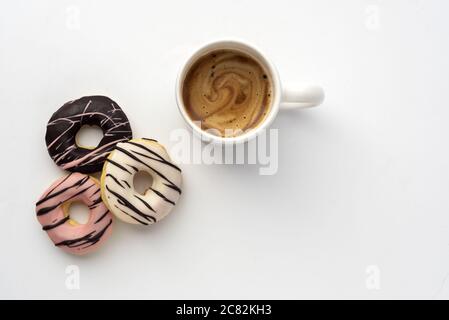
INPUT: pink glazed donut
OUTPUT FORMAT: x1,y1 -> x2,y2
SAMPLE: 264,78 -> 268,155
36,173 -> 113,255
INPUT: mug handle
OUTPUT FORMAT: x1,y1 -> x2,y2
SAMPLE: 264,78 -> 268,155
280,83 -> 325,109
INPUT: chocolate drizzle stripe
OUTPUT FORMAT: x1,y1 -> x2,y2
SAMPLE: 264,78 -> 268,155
106,174 -> 125,189
133,194 -> 156,213
36,202 -> 61,216
36,184 -> 95,216
89,196 -> 103,208
105,158 -> 131,174
36,175 -> 88,206
42,216 -> 70,231
43,173 -> 73,199
114,205 -> 149,225
105,185 -> 156,223
164,183 -> 182,194
127,141 -> 167,162
55,219 -> 112,248
94,210 -> 110,224
149,188 -> 175,205
126,164 -> 139,172
130,149 -> 181,172
114,146 -> 181,194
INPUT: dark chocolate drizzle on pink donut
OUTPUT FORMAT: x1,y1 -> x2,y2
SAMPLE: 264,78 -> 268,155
36,173 -> 113,254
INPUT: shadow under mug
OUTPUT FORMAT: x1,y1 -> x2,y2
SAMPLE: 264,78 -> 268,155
175,39 -> 325,144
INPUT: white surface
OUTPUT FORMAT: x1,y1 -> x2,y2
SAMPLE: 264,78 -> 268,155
1,0 -> 449,299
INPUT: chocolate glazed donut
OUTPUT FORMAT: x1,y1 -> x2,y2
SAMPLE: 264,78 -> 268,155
46,96 -> 133,173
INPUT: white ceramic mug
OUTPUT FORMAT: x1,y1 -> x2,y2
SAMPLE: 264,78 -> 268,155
175,39 -> 324,144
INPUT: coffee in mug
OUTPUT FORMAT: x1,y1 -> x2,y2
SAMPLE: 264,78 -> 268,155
176,40 -> 325,145
182,49 -> 273,137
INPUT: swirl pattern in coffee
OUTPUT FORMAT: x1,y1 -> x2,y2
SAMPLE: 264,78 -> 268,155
182,49 -> 272,137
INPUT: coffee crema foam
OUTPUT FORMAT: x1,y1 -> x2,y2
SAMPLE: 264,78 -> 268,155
182,49 -> 272,137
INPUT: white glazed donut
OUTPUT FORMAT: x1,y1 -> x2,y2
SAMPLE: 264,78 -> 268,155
100,138 -> 182,225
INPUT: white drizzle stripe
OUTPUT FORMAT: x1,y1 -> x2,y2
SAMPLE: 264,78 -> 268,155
46,96 -> 133,174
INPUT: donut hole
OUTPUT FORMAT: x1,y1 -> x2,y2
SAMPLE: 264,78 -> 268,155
133,171 -> 154,195
75,125 -> 104,149
67,202 -> 90,225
